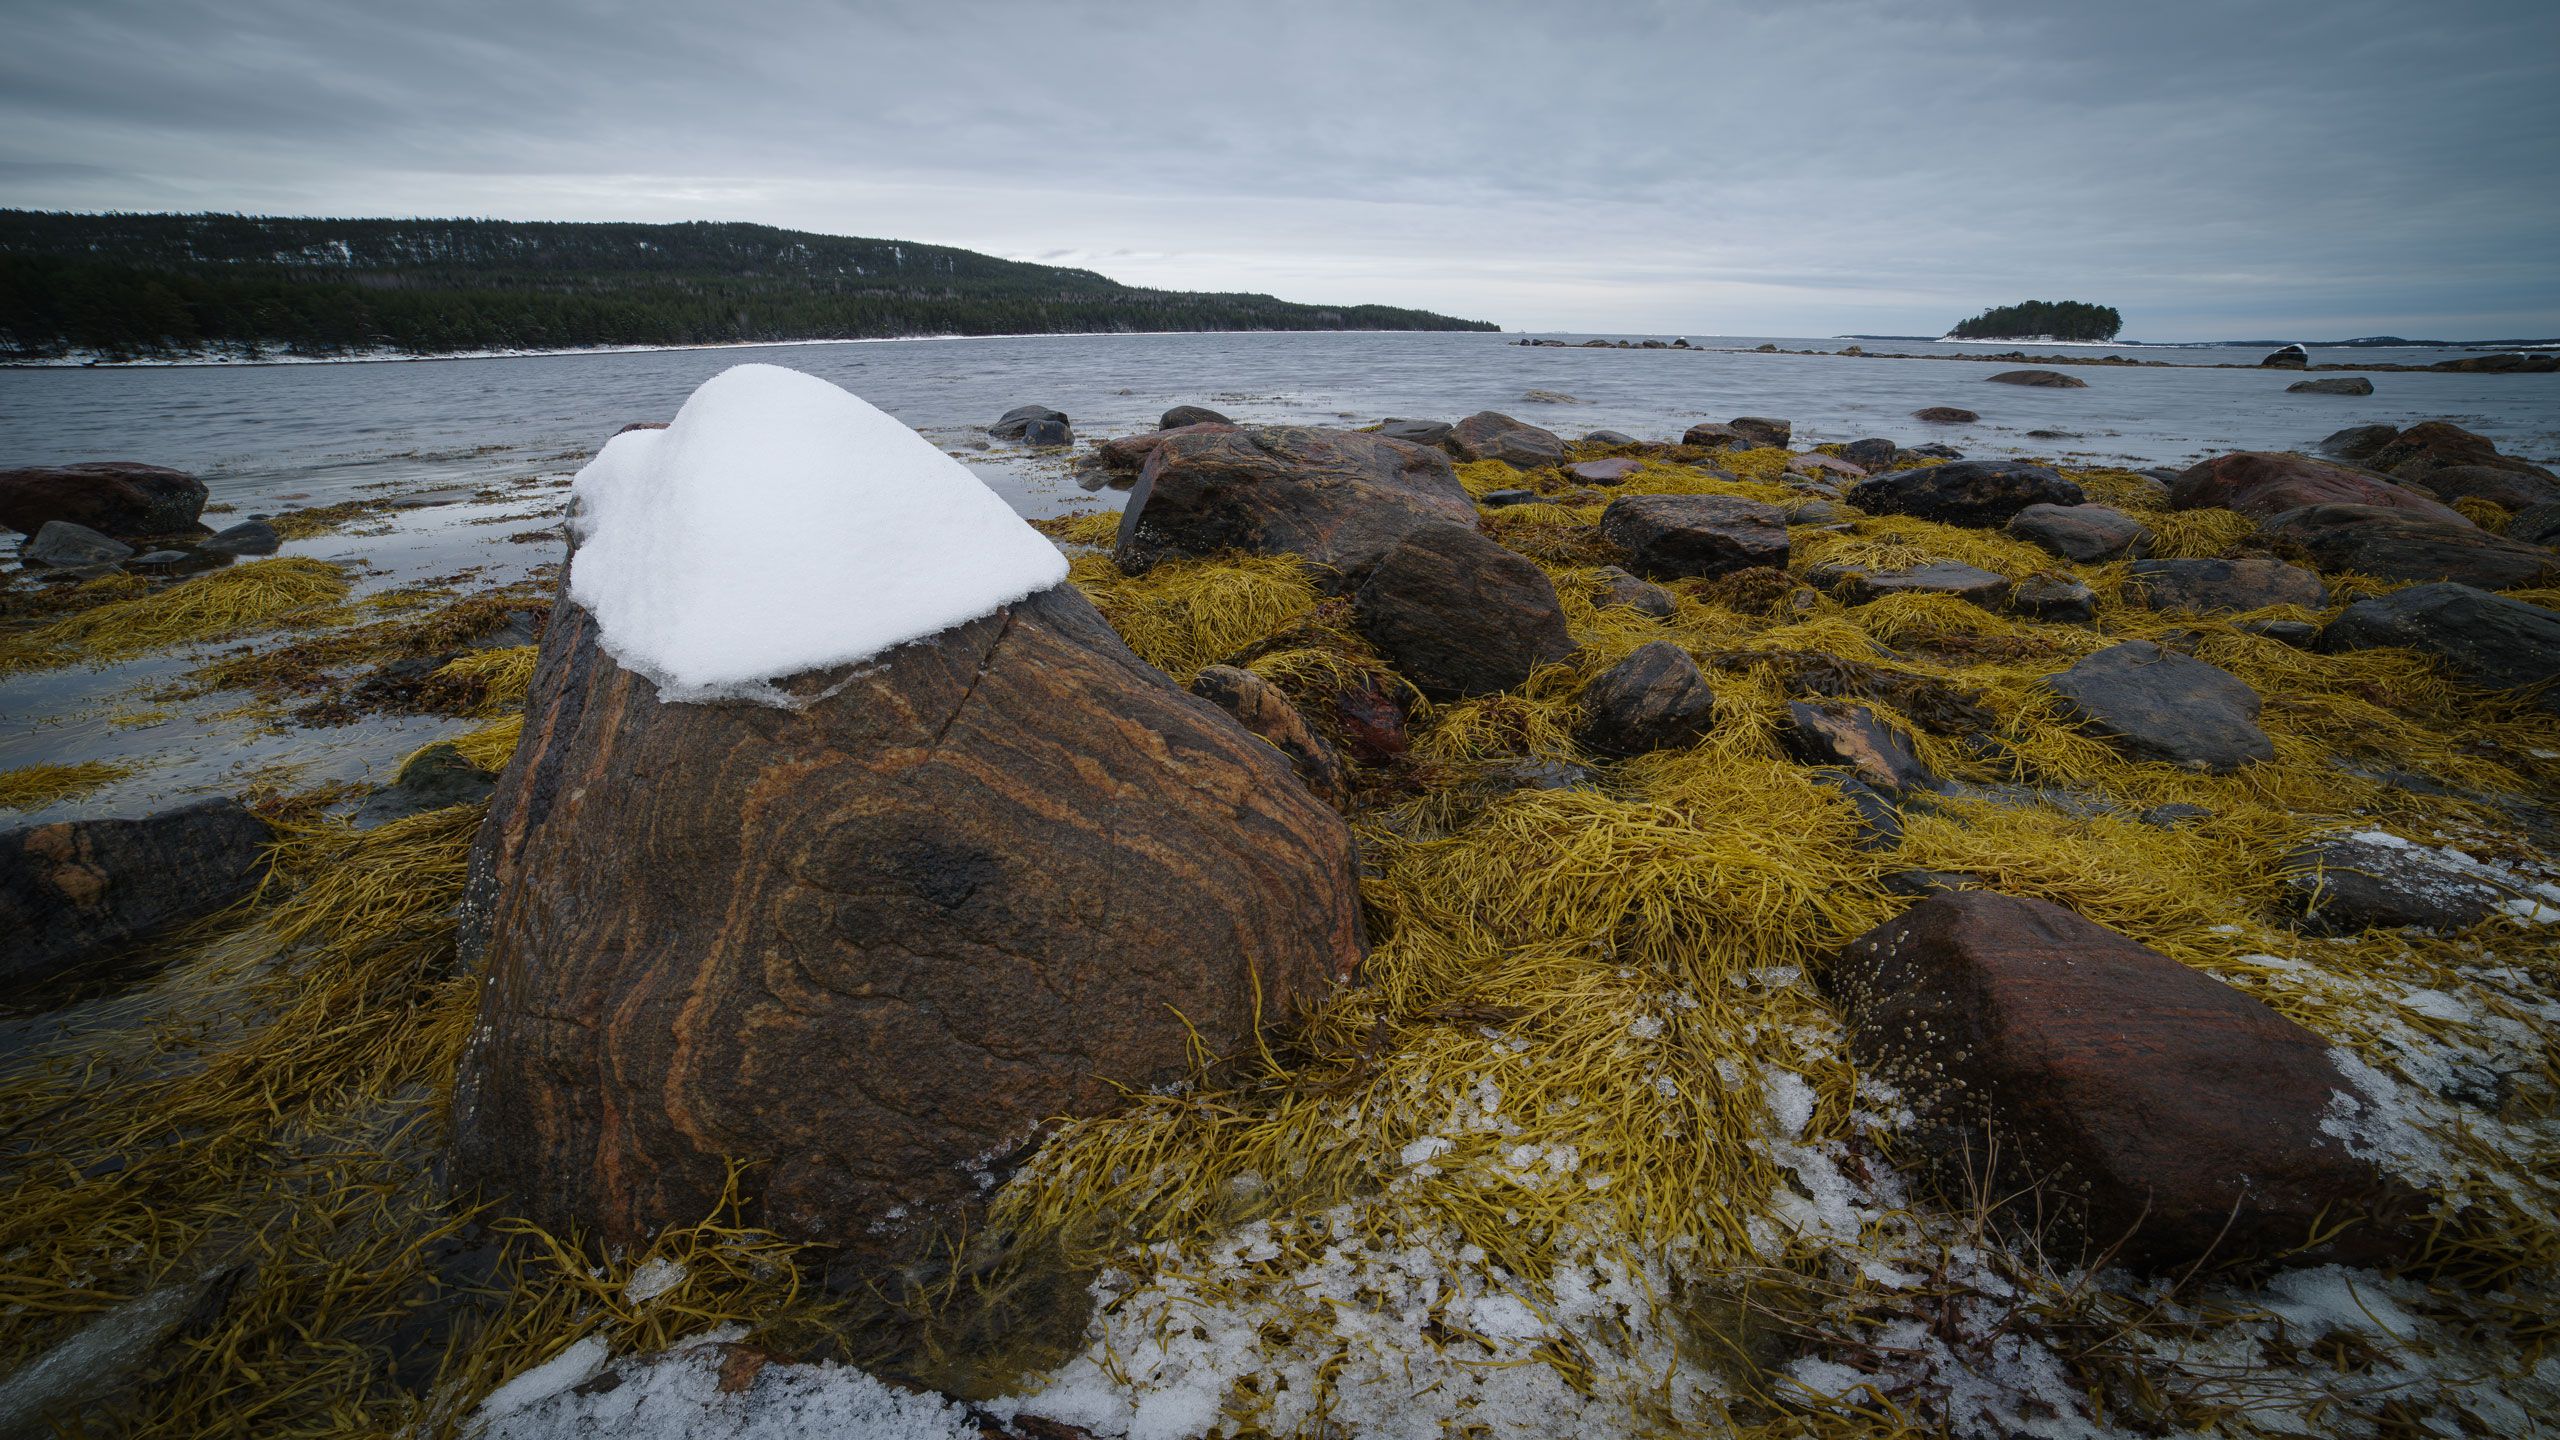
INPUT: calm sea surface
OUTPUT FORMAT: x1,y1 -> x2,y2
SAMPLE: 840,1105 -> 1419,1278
3,331 -> 2555,826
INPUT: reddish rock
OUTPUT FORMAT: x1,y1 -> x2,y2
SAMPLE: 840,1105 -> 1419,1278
1599,493 -> 1789,579
1681,421 -> 1750,448
2361,420 -> 2557,487
1091,422 -> 1237,479
2007,503 -> 2150,562
453,583 -> 1364,1263
1829,892 -> 2419,1269
0,461 -> 208,538
1446,412 -> 1568,469
1788,452 -> 1867,480
1833,561 -> 2009,608
2169,451 -> 2468,524
1350,522 -> 1576,700
1331,677 -> 1411,764
1912,406 -> 1979,424
1114,426 -> 1476,586
1575,642 -> 1716,757
1728,416 -> 1793,446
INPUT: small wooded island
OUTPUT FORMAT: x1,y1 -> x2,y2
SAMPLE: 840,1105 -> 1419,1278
1946,299 -> 2124,342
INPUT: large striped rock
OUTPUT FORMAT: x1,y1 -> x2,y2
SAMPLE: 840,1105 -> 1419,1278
452,581 -> 1364,1264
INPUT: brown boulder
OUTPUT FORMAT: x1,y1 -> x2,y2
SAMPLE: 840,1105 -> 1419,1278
0,462 -> 208,538
2261,504 -> 2557,589
1591,565 -> 1676,619
1446,412 -> 1568,469
1089,422 -> 1238,480
2123,557 -> 2327,613
2410,465 -> 2560,513
452,583 -> 1364,1262
1113,425 -> 1476,586
2169,451 -> 2468,524
2361,420 -> 2557,487
1828,892 -> 2419,1269
2007,503 -> 2151,562
1680,421 -> 1750,448
1987,369 -> 2087,388
1599,494 -> 1789,579
1350,522 -> 1576,700
1728,417 -> 1792,446
1780,702 -> 1935,795
1189,665 -> 1350,810
1575,642 -> 1716,757
1912,406 -> 1979,424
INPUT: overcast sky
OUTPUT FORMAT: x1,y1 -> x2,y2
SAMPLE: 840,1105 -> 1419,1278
4,0 -> 2554,340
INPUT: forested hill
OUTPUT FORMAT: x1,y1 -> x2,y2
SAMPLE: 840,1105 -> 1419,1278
0,211 -> 1498,359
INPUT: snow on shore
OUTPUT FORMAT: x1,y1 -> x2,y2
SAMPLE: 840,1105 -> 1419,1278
566,363 -> 1067,702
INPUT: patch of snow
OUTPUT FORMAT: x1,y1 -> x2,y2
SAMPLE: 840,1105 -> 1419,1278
621,1258 -> 686,1306
471,1329 -> 976,1440
567,363 -> 1068,704
476,1334 -> 612,1422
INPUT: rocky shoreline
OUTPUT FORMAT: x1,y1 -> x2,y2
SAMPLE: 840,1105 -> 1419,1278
4,385 -> 2559,1436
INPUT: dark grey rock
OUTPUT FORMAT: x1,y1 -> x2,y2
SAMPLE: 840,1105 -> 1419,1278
2045,640 -> 2273,771
2138,803 -> 2213,827
1729,417 -> 1792,446
2319,583 -> 2560,705
2,798 -> 270,990
2237,618 -> 2321,647
2287,832 -> 2507,934
1019,416 -> 1074,447
1880,869 -> 1985,897
1581,430 -> 1644,447
1352,521 -> 1577,700
2261,504 -> 2556,589
1987,369 -> 2088,388
2125,557 -> 2327,613
1781,702 -> 1936,794
1160,405 -> 1231,429
1836,561 -> 2009,608
1575,642 -> 1717,757
354,743 -> 496,828
2260,344 -> 2310,369
1591,565 -> 1676,619
2288,377 -> 2374,396
2006,503 -> 2150,562
1911,407 -> 1979,424
1813,771 -> 1904,850
1480,489 -> 1546,507
1378,418 -> 1453,446
1598,494 -> 1789,579
124,550 -> 195,572
2319,424 -> 2401,462
2509,501 -> 2560,548
21,520 -> 134,567
990,404 -> 1069,439
1848,461 -> 2084,526
197,519 -> 282,558
2009,573 -> 2097,622
1841,438 -> 1900,470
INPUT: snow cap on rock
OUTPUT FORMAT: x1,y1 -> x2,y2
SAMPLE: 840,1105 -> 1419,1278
568,363 -> 1070,702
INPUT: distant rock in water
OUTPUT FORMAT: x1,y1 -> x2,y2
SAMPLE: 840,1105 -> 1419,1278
1985,369 -> 2086,388
0,461 -> 208,539
1911,406 -> 1978,424
2260,344 -> 2310,369
2288,376 -> 2374,395
989,403 -> 1069,439
2430,351 -> 2560,374
1159,404 -> 1231,429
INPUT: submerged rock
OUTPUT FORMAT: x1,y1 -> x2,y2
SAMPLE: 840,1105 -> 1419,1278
2260,504 -> 2556,589
1446,411 -> 1567,469
2287,376 -> 2374,395
0,461 -> 208,539
2006,503 -> 2150,562
1160,404 -> 1231,429
1829,892 -> 2418,1270
2260,344 -> 2311,369
1847,461 -> 2084,527
2,799 -> 270,990
2123,557 -> 2326,613
2045,640 -> 2272,771
20,520 -> 134,567
1351,522 -> 1576,700
1985,369 -> 2086,388
453,583 -> 1365,1264
1598,493 -> 1789,579
2170,450 -> 2467,524
197,518 -> 283,558
988,404 -> 1068,439
1190,665 -> 1351,810
1575,642 -> 1716,757
1018,416 -> 1073,448
1113,425 -> 1476,586
2286,831 -> 2507,934
1911,406 -> 1978,424
2320,582 -> 2560,705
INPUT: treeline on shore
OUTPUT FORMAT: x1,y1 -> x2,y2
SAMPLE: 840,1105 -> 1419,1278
0,211 -> 1497,359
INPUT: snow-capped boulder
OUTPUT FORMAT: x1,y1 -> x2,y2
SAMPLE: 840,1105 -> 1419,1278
453,366 -> 1365,1265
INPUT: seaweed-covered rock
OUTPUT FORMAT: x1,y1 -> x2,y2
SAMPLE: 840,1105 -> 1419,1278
1351,522 -> 1576,700
1190,665 -> 1350,810
0,462 -> 208,539
452,583 -> 1365,1261
2045,640 -> 2272,771
989,404 -> 1068,439
2287,377 -> 2374,396
1829,892 -> 2418,1270
1986,369 -> 2086,388
20,520 -> 134,567
1788,453 -> 1867,480
2123,557 -> 2326,613
2510,501 -> 2560,549
2320,583 -> 2560,705
1847,461 -> 2084,527
1912,406 -> 1978,424
1160,405 -> 1231,429
2286,831 -> 2507,934
1780,702 -> 1935,795
1575,642 -> 1717,757
2006,503 -> 2150,562
1598,494 -> 1789,580
1834,561 -> 2009,608
1447,412 -> 1567,469
2,799 -> 270,990
2009,573 -> 2096,622
2409,465 -> 2560,513
1840,438 -> 1899,469
1591,565 -> 1676,619
2260,504 -> 2556,589
354,743 -> 496,828
1114,425 -> 1475,585
1728,417 -> 1792,446
2169,451 -> 2466,524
